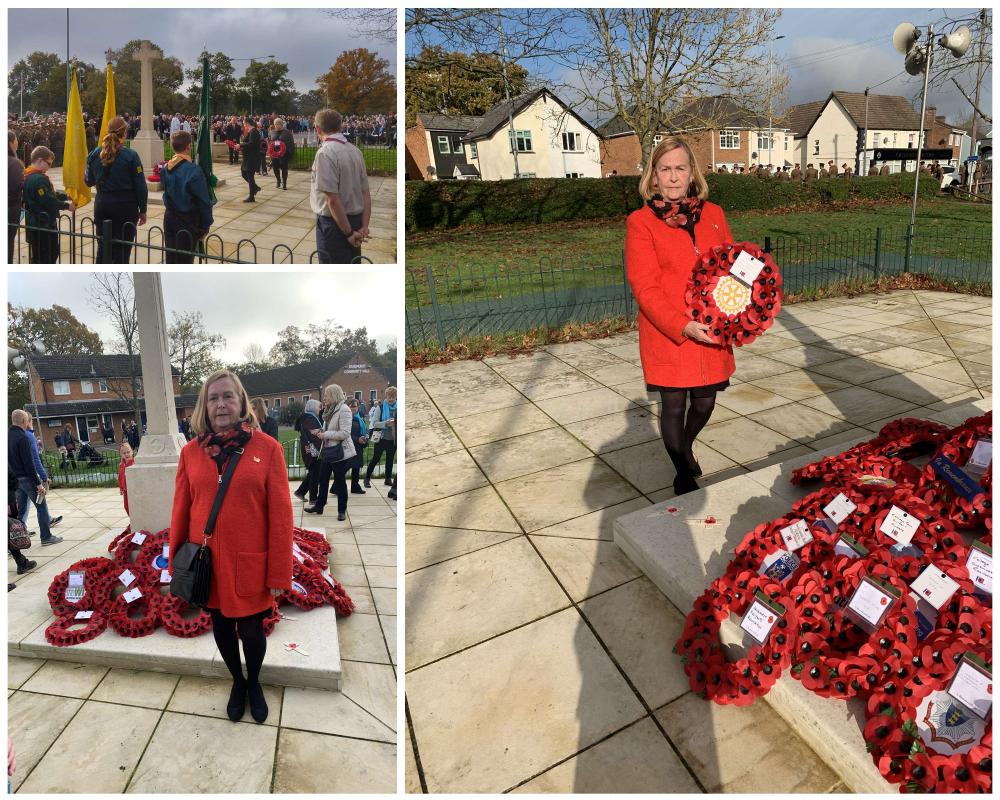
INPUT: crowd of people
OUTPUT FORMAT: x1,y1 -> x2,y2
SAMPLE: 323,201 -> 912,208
9,105 -> 375,264
706,158 -> 956,181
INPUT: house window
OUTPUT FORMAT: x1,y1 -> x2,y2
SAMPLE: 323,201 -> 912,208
872,131 -> 879,147
908,133 -> 915,147
437,135 -> 451,154
302,395 -> 310,406
517,171 -> 536,178
52,380 -> 70,396
508,129 -> 533,152
469,142 -> 478,159
653,134 -> 663,146
263,399 -> 269,408
565,172 -> 581,179
784,137 -> 788,151
98,379 -> 108,393
719,130 -> 740,149
370,389 -> 378,405
80,380 -> 94,394
47,418 -> 62,428
561,132 -> 581,152
757,132 -> 773,151
288,396 -> 295,407
274,398 -> 281,408
814,140 -> 820,155
892,133 -> 898,145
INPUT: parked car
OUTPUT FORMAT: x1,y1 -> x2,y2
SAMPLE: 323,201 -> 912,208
940,166 -> 961,191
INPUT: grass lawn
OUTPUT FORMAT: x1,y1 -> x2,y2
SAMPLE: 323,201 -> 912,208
405,197 -> 991,306
407,197 -> 990,270
291,144 -> 396,176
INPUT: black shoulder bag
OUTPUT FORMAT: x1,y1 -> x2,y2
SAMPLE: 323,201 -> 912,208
170,448 -> 243,607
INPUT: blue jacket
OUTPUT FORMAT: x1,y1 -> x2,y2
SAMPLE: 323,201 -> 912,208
8,426 -> 41,486
85,146 -> 148,213
161,158 -> 213,231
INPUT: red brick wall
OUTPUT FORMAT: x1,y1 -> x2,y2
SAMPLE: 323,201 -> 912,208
406,119 -> 431,180
34,405 -> 195,450
29,367 -> 182,404
600,135 -> 643,176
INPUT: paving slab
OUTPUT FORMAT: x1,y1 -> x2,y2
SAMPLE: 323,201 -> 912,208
613,446 -> 898,793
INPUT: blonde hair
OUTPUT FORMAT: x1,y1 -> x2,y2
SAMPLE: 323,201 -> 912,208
322,383 -> 346,422
385,385 -> 397,401
100,116 -> 128,166
191,369 -> 255,435
250,397 -> 267,427
638,136 -> 709,202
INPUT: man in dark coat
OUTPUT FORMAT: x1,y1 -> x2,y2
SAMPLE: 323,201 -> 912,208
239,119 -> 262,202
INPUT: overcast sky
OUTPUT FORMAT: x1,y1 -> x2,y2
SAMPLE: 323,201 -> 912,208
7,272 -> 398,363
8,7 -> 397,96
409,8 -> 990,126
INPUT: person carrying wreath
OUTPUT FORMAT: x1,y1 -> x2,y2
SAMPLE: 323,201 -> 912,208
625,136 -> 736,495
169,369 -> 293,724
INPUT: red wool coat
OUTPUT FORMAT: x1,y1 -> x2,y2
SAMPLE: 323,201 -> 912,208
169,430 -> 293,617
625,201 -> 737,388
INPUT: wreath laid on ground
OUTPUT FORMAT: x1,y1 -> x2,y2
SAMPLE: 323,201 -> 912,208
675,412 -> 992,793
44,526 -> 352,645
684,241 -> 783,347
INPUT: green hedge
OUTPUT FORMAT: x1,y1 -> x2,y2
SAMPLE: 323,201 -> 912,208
405,173 -> 940,232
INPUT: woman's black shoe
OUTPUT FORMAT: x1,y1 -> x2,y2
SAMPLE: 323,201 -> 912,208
247,681 -> 268,723
243,196 -> 255,203
673,472 -> 700,496
351,485 -> 366,494
363,478 -> 372,488
227,679 -> 247,721
337,512 -> 347,521
293,488 -> 307,499
686,450 -> 703,477
304,505 -> 323,514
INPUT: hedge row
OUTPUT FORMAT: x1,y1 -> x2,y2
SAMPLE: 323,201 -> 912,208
405,173 -> 940,232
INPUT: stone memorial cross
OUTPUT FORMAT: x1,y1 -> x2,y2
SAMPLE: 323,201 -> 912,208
129,41 -> 165,172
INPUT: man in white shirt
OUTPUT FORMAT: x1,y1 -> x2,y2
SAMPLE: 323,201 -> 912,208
170,114 -> 181,137
309,108 -> 371,264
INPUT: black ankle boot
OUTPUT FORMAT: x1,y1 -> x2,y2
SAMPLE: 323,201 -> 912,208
686,449 -> 703,477
247,680 -> 268,723
673,471 -> 700,496
227,678 -> 247,721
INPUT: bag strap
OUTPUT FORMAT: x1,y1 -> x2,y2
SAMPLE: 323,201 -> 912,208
203,448 -> 243,540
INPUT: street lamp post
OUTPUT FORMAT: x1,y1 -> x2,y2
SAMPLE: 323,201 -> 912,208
768,35 -> 786,172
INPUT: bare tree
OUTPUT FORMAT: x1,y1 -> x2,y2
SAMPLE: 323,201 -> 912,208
327,9 -> 397,45
168,311 -> 226,393
561,8 -> 786,165
929,8 -> 992,135
87,272 -> 143,436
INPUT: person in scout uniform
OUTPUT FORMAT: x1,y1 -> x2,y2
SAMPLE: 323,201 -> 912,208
22,146 -> 73,263
161,130 -> 214,264
85,116 -> 148,263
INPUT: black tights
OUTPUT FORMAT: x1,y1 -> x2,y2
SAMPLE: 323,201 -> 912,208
209,608 -> 267,685
658,389 -> 717,476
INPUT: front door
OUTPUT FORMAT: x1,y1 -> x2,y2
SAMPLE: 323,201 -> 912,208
74,416 -> 89,444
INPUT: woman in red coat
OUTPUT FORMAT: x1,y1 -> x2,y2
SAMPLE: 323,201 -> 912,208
170,369 -> 293,723
625,136 -> 736,495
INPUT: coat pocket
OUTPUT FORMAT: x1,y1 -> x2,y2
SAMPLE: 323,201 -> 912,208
235,551 -> 267,597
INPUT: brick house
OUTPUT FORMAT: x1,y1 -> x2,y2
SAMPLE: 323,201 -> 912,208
24,355 -> 196,449
598,96 -> 794,176
406,113 -> 483,181
239,352 -> 395,420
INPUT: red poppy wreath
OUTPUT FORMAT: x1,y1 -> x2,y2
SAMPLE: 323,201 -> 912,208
684,241 -> 783,347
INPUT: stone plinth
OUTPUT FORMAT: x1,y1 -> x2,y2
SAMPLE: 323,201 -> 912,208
8,527 -> 342,691
131,133 -> 165,176
613,442 -> 895,794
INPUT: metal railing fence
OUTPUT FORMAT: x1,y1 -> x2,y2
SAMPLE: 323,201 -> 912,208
406,225 -> 992,348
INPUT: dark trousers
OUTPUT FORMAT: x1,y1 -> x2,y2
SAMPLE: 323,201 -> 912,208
241,164 -> 261,197
366,439 -> 396,483
316,213 -> 362,264
27,225 -> 59,263
350,452 -> 363,489
259,153 -> 268,175
272,156 -> 288,187
296,460 -> 320,503
95,194 -> 140,264
8,214 -> 20,262
164,207 -> 204,264
229,147 -> 240,164
315,457 -> 350,514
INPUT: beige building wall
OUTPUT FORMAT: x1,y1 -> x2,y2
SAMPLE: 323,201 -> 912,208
473,95 -> 601,180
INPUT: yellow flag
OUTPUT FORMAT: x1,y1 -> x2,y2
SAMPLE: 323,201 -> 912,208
98,63 -> 116,145
63,76 -> 91,209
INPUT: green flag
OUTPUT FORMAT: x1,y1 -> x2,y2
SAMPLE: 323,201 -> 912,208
195,53 -> 217,204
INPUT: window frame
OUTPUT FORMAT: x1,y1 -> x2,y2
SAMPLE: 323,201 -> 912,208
80,379 -> 94,394
437,135 -> 451,154
508,129 -> 533,153
52,380 -> 70,396
719,129 -> 740,149
99,379 -> 108,393
561,131 -> 581,152
469,141 -> 478,159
